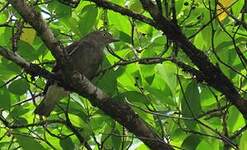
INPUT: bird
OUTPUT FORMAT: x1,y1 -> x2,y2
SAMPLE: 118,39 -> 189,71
34,31 -> 118,116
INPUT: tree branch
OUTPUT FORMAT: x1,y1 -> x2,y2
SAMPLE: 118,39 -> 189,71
0,46 -> 56,80
139,0 -> 247,119
86,0 -> 155,26
7,0 -> 173,149
8,0 -> 64,62
86,0 -> 247,119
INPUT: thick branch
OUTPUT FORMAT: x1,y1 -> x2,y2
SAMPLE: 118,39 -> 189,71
86,0 -> 155,26
86,0 -> 247,118
139,0 -> 247,119
0,46 -> 172,150
8,0 -> 64,62
0,47 -> 55,79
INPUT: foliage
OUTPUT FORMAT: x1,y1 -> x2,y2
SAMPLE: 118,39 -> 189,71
0,0 -> 246,149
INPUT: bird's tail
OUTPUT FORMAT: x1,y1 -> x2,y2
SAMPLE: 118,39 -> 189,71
34,83 -> 69,116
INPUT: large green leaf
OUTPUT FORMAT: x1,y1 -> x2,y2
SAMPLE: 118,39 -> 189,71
114,91 -> 150,104
156,62 -> 177,95
15,135 -> 46,150
200,85 -> 217,107
79,4 -> 98,36
117,64 -> 139,91
0,27 -> 11,47
60,137 -> 75,150
17,41 -> 39,61
48,0 -> 72,18
227,106 -> 245,132
108,11 -> 131,35
146,74 -> 175,106
181,81 -> 202,129
0,58 -> 21,80
8,78 -> 29,96
10,105 -> 30,118
96,57 -> 124,95
232,0 -> 245,16
181,134 -> 201,150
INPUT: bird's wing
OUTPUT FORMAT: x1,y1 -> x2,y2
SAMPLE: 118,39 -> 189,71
65,41 -> 81,55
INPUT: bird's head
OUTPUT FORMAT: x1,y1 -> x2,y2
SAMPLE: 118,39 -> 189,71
86,31 -> 119,46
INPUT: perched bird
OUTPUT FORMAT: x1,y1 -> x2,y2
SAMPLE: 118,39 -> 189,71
34,31 -> 118,116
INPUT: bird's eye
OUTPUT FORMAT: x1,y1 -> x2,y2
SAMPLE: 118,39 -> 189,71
103,33 -> 107,36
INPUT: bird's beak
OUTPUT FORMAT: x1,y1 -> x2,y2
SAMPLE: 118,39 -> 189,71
112,38 -> 120,42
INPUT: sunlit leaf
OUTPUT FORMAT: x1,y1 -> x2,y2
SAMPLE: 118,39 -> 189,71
20,27 -> 36,44
240,131 -> 247,150
79,4 -> 98,36
217,0 -> 234,21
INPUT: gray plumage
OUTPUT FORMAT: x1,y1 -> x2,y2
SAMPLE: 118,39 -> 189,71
34,31 -> 117,116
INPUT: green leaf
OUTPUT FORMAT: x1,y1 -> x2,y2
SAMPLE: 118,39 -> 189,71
227,106 -> 245,132
196,140 -> 218,150
60,137 -> 75,150
146,74 -> 175,105
111,0 -> 125,5
8,79 -> 29,95
63,17 -> 80,35
232,0 -> 244,16
118,31 -> 131,43
156,62 -> 177,95
10,105 -> 30,118
0,89 -> 10,110
68,114 -> 86,128
175,0 -> 184,14
200,26 -> 212,49
181,135 -> 201,150
125,0 -> 143,13
0,58 -> 21,80
48,0 -> 72,18
146,35 -> 166,53
111,129 -> 121,150
79,4 -> 98,36
136,144 -> 149,150
115,91 -> 149,104
0,80 -> 10,110
139,49 -> 157,84
0,12 -> 7,23
108,11 -> 131,35
101,125 -> 114,149
200,85 -> 216,106
12,117 -> 28,127
89,115 -> 112,132
214,30 -> 232,49
96,57 -> 123,95
240,131 -> 247,150
215,47 -> 237,78
17,40 -> 39,61
181,81 -> 201,129
15,135 -> 45,150
194,32 -> 205,50
0,27 -> 11,47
